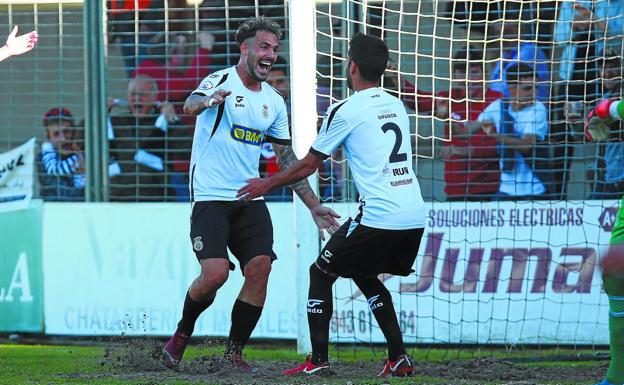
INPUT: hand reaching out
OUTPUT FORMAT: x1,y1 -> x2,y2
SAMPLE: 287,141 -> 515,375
2,26 -> 38,61
206,89 -> 232,108
310,205 -> 341,241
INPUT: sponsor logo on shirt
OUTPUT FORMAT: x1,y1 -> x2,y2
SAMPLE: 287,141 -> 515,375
392,166 -> 409,176
390,178 -> 413,187
378,112 -> 397,120
231,124 -> 263,146
235,95 -> 245,108
262,104 -> 269,119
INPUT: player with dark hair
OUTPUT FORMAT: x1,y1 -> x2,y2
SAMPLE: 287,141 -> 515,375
0,25 -> 38,62
161,16 -> 340,372
586,97 -> 624,385
238,33 -> 426,377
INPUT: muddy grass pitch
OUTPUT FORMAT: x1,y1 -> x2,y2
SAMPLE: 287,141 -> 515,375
87,338 -> 608,385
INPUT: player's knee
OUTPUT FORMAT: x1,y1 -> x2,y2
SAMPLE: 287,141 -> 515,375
244,255 -> 272,282
198,269 -> 229,292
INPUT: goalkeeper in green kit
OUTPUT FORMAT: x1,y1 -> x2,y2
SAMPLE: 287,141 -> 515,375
586,98 -> 624,385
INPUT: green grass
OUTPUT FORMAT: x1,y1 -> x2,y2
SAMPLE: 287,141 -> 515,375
0,343 -> 609,385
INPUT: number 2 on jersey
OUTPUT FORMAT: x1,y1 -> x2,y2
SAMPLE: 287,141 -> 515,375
381,122 -> 407,163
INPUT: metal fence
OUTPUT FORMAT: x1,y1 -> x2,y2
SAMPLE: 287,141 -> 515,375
0,0 -> 623,202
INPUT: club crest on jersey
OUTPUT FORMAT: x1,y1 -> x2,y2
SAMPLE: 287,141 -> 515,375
231,124 -> 263,146
262,104 -> 269,119
193,236 -> 203,252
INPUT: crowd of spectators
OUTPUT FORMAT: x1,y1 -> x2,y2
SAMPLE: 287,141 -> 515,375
37,1 -> 624,202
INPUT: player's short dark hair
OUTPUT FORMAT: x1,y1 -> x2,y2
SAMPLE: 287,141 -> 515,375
348,33 -> 389,83
235,16 -> 282,46
452,47 -> 483,73
506,63 -> 535,83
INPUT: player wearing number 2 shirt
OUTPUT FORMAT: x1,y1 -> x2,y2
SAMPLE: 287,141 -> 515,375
238,33 -> 425,378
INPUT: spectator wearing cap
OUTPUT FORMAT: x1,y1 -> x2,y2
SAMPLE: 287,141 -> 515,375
489,18 -> 550,101
478,63 -> 550,200
38,107 -> 85,201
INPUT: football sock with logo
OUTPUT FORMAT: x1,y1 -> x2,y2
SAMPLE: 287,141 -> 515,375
177,291 -> 214,336
307,263 -> 337,365
353,276 -> 406,361
225,299 -> 263,357
603,273 -> 624,384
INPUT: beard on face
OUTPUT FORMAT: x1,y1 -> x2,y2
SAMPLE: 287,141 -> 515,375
246,51 -> 273,82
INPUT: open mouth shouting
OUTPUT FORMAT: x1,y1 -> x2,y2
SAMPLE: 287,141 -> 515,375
256,59 -> 274,78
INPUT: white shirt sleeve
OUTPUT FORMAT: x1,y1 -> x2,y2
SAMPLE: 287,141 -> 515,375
311,104 -> 352,158
192,73 -> 222,96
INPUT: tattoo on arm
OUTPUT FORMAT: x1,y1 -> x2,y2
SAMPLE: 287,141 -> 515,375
277,146 -> 319,208
183,94 -> 208,116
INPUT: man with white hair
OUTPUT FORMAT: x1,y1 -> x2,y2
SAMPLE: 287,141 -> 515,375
108,74 -> 183,201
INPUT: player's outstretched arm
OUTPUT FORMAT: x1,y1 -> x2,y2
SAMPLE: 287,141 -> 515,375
0,26 -> 38,62
239,146 -> 320,203
237,146 -> 340,239
183,89 -> 231,115
273,144 -> 341,237
274,144 -> 321,209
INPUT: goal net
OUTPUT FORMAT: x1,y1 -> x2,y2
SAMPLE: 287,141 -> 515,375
309,0 -> 624,353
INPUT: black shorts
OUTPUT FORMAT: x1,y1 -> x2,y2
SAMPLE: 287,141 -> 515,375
190,200 -> 276,273
316,218 -> 424,278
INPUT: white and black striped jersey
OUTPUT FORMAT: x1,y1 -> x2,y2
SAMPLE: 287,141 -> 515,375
311,87 -> 425,230
40,141 -> 85,188
189,66 -> 291,201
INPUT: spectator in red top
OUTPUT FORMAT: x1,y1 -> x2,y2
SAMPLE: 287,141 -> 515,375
107,0 -> 164,75
383,58 -> 431,113
131,31 -> 213,104
435,48 -> 502,201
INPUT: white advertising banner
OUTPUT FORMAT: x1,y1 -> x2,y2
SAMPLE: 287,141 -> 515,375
43,200 -> 617,344
0,138 -> 35,213
43,202 -> 299,338
331,200 -> 616,345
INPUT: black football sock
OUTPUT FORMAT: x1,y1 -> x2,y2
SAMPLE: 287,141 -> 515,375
353,276 -> 406,361
177,291 -> 214,336
225,299 -> 263,357
307,263 -> 337,365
